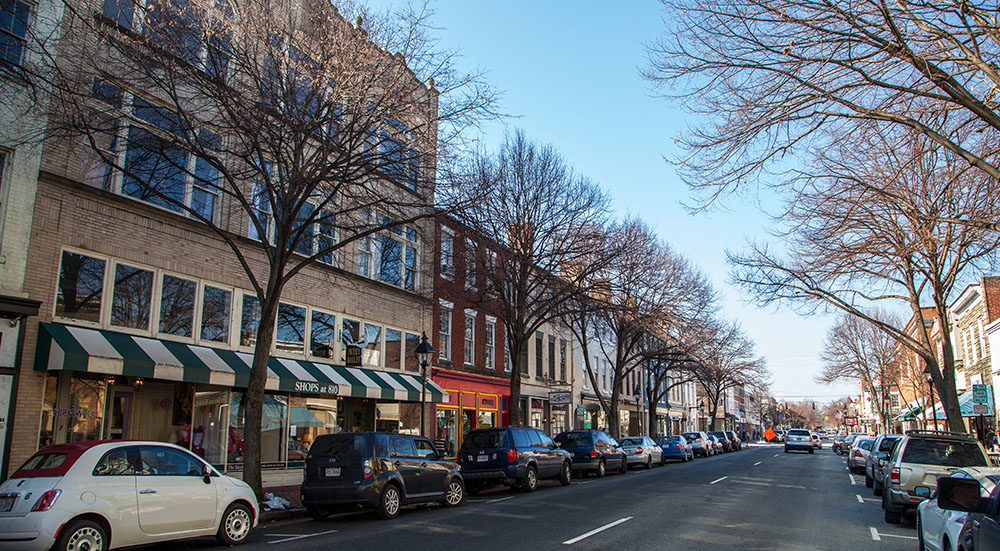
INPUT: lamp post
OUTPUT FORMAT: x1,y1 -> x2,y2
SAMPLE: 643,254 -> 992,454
414,332 -> 434,436
633,389 -> 643,437
924,365 -> 939,431
698,401 -> 705,432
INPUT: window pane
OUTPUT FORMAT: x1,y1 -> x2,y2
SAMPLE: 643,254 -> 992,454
340,318 -> 359,363
123,127 -> 186,213
200,286 -> 230,342
275,303 -> 305,353
363,323 -> 381,366
404,332 -> 420,372
385,329 -> 401,370
310,311 -> 337,358
317,209 -> 336,265
378,235 -> 402,285
93,447 -> 135,476
111,264 -> 153,330
240,294 -> 260,347
292,202 -> 315,256
56,252 -> 106,322
191,186 -> 215,221
159,275 -> 196,337
101,0 -> 134,30
192,390 -> 228,464
138,446 -> 203,476
404,245 -> 416,291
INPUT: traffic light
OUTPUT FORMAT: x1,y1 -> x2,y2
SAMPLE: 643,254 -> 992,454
812,402 -> 816,410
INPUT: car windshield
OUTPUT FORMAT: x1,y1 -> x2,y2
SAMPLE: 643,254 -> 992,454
619,438 -> 642,446
312,434 -> 368,458
555,433 -> 592,448
461,429 -> 508,450
901,439 -> 989,467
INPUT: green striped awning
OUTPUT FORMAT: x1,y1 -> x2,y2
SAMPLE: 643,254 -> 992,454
34,323 -> 448,403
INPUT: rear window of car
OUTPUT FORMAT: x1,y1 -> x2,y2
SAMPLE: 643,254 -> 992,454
662,436 -> 681,442
788,430 -> 811,437
878,437 -> 901,452
555,433 -> 592,448
20,453 -> 67,470
311,434 -> 369,458
682,433 -> 701,442
859,439 -> 874,450
902,439 -> 989,467
461,429 -> 508,450
619,438 -> 642,446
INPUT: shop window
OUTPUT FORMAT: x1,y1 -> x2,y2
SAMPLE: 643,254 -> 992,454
111,263 -> 154,330
38,373 -> 107,446
200,286 -> 230,343
385,329 -> 401,370
275,302 -> 305,353
435,408 -> 457,457
310,310 -> 337,358
159,275 -> 197,337
240,293 -> 260,347
439,308 -> 451,361
228,392 -> 286,464
340,317 -> 360,363
484,322 -> 495,370
138,445 -> 203,476
288,395 -> 338,459
404,332 -> 420,372
56,251 -> 107,323
376,402 -> 419,434
363,323 -> 381,366
192,390 -> 228,465
464,315 -> 475,366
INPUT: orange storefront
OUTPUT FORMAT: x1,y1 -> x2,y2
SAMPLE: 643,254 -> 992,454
431,368 -> 510,458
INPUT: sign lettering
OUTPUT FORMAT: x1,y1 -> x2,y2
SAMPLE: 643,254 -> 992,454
293,381 -> 340,395
548,392 -> 571,405
345,346 -> 362,367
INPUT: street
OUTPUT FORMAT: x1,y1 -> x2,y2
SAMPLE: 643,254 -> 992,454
162,445 -> 918,551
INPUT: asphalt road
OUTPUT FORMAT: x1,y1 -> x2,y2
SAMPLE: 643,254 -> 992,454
161,444 -> 920,551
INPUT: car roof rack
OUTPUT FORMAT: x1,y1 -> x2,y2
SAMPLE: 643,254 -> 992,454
904,430 -> 973,438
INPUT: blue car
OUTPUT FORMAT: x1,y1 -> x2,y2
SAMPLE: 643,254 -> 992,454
658,435 -> 694,462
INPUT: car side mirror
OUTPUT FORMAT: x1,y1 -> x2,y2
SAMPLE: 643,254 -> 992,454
914,486 -> 931,498
936,477 -> 982,513
203,464 -> 213,484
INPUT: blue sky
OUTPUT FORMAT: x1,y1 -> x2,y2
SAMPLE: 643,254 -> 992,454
381,0 -> 858,403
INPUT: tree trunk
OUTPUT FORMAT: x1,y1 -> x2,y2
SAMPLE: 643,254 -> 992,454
241,288 -> 280,501
508,334 -> 524,426
708,400 -> 719,431
648,401 -> 660,438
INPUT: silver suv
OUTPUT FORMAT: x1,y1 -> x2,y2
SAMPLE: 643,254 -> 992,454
784,429 -> 814,454
881,430 -> 991,524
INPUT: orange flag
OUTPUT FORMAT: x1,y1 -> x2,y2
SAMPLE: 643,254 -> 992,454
764,428 -> 776,441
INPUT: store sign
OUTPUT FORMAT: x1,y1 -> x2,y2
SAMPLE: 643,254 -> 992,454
479,396 -> 497,409
224,462 -> 288,473
548,392 -> 571,405
973,384 -> 990,405
293,381 -> 340,395
344,346 -> 362,367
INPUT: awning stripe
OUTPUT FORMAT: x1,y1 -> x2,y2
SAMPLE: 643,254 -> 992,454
36,323 -> 447,403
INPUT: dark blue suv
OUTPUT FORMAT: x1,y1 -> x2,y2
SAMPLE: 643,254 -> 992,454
555,430 -> 627,477
458,426 -> 572,492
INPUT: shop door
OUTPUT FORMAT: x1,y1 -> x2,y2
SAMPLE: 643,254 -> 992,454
462,409 -> 477,435
108,391 -> 132,440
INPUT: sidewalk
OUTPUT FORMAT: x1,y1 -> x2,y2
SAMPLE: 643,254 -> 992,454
260,484 -> 307,523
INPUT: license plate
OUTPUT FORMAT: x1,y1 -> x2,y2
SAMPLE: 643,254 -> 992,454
0,497 -> 13,513
477,455 -> 489,462
324,467 -> 341,477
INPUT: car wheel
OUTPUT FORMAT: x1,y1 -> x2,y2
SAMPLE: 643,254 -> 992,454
442,478 -> 465,507
784,447 -> 789,453
307,505 -> 333,520
865,474 -> 873,488
56,519 -> 107,551
618,456 -> 627,474
884,506 -> 902,524
874,480 -> 883,497
560,462 -> 572,486
521,465 -> 538,492
376,483 -> 402,519
645,456 -> 652,469
596,459 -> 606,478
217,502 -> 254,545
809,448 -> 814,454
659,453 -> 665,466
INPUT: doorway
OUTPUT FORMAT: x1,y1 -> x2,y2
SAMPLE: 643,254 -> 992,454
108,391 -> 132,440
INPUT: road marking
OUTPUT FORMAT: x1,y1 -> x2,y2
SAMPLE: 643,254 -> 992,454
856,494 -> 864,503
870,527 -> 881,541
880,533 -> 918,540
753,461 -> 762,466
487,496 -> 515,503
268,529 -> 339,544
710,476 -> 727,485
773,453 -> 779,457
563,517 -> 633,545
849,474 -> 856,485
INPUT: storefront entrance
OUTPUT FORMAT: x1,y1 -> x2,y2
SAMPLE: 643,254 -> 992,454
432,369 -> 508,459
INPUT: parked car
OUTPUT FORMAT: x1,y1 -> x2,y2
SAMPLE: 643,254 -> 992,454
848,437 -> 875,473
935,475 -> 1000,551
706,434 -> 725,455
810,432 -> 822,449
659,435 -> 694,462
773,430 -> 786,443
832,434 -> 848,455
784,429 -> 815,454
880,430 -> 991,524
457,426 -> 572,493
0,440 -> 258,551
682,431 -> 714,458
301,432 -> 465,520
618,437 -> 664,468
916,467 -> 1000,551
866,434 -> 902,492
708,431 -> 733,453
725,431 -> 742,451
554,430 -> 626,477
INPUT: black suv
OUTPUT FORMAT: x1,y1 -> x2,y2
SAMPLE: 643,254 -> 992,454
708,431 -> 733,453
459,426 -> 572,492
554,430 -> 627,477
300,432 -> 465,520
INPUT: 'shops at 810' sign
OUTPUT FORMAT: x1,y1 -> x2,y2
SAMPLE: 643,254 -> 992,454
294,381 -> 340,395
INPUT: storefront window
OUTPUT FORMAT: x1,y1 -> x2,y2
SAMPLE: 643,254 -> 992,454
227,392 -> 287,464
341,318 -> 360,363
435,408 -> 457,457
288,395 -> 338,460
551,404 -> 568,435
56,251 -> 106,323
200,286 -> 231,343
192,389 -> 229,465
111,263 -> 154,330
275,302 -> 305,353
385,329 -> 401,370
310,310 -> 337,358
39,373 -> 107,446
363,323 -> 381,366
376,402 -> 420,434
240,294 -> 261,347
159,275 -> 196,337
478,410 -> 496,428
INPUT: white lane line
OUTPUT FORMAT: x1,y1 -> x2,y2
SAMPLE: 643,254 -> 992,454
268,529 -> 339,544
753,461 -> 762,466
870,527 -> 881,541
487,496 -> 515,503
563,517 -> 633,545
849,474 -> 857,485
710,476 -> 727,485
880,533 -> 918,541
773,453 -> 780,457
856,494 -> 864,503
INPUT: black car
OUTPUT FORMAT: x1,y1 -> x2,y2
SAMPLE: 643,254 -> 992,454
708,431 -> 733,453
554,430 -> 627,477
459,426 -> 572,492
300,432 -> 465,520
934,476 -> 1000,551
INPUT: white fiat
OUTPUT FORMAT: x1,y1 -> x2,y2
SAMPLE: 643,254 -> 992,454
0,440 -> 258,551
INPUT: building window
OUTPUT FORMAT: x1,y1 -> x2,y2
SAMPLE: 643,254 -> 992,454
159,275 -> 197,337
310,310 -> 337,358
275,302 -> 305,353
357,235 -> 372,278
464,315 -> 475,366
111,263 -> 154,330
505,334 -> 512,373
582,360 -> 588,389
404,332 -> 421,372
535,331 -> 544,379
363,323 -> 381,366
484,322 -> 495,370
440,229 -> 454,276
340,317 -> 360,363
0,0 -> 29,68
56,251 -> 107,323
548,336 -> 556,380
439,308 -> 451,361
560,339 -> 567,381
465,239 -> 476,289
240,294 -> 261,347
355,212 -> 418,291
385,328 -> 402,370
200,285 -> 230,343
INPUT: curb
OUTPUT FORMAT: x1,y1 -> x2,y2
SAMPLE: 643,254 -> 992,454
261,507 -> 308,523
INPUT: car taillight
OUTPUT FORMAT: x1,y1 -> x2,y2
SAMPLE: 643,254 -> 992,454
31,490 -> 61,512
890,467 -> 900,486
507,449 -> 517,463
675,444 -> 682,449
363,459 -> 372,479
853,450 -> 863,458
590,448 -> 597,459
635,447 -> 644,455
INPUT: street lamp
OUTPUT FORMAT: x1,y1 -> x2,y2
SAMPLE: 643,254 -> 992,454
414,332 -> 434,436
633,389 -> 643,436
923,364 -> 938,431
698,401 -> 705,431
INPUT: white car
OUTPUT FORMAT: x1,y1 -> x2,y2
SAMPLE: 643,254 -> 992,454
917,467 -> 1000,551
0,440 -> 258,551
618,436 -> 665,468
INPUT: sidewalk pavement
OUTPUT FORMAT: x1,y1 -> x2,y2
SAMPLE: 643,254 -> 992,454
260,484 -> 307,523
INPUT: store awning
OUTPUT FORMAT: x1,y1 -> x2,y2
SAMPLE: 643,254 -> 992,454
918,388 -> 994,420
34,323 -> 448,403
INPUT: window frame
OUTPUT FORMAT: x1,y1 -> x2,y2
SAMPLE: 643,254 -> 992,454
440,227 -> 454,278
0,0 -> 31,69
463,314 -> 475,367
438,307 -> 452,361
484,321 -> 495,371
53,248 -> 110,327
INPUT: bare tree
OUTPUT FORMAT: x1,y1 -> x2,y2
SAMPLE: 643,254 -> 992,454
729,129 -> 1000,432
692,320 -> 769,431
818,311 -> 901,433
644,0 -> 1000,211
32,0 -> 497,497
457,130 -> 611,425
